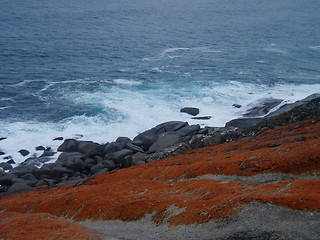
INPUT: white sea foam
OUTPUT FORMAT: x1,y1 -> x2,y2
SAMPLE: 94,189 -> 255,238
113,78 -> 143,86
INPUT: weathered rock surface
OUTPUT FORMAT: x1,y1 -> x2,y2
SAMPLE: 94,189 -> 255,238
0,118 -> 319,239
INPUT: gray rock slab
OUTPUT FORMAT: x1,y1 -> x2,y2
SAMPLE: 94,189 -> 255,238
148,134 -> 181,154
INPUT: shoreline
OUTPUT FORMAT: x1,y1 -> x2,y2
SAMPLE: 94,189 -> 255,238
0,93 -> 319,195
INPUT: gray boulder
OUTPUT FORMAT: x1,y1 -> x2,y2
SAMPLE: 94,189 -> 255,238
148,133 -> 181,154
108,149 -> 133,164
20,173 -> 39,187
7,182 -> 32,194
65,158 -> 86,172
77,141 -> 99,154
56,152 -> 82,165
34,165 -> 52,179
57,139 -> 79,152
90,163 -> 104,175
102,160 -> 116,171
126,143 -> 145,153
103,142 -> 122,155
131,152 -> 147,165
9,165 -> 36,177
116,137 -> 132,148
50,166 -> 73,179
175,124 -> 200,137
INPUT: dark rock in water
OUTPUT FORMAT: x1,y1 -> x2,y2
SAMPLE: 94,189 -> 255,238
9,165 -> 36,177
7,182 -> 32,194
0,162 -> 12,170
50,166 -> 73,179
18,149 -> 30,157
57,139 -> 79,152
6,159 -> 15,164
103,142 -> 122,155
35,146 -> 46,151
225,118 -> 263,128
243,98 -> 283,117
126,143 -> 144,153
191,116 -> 211,120
0,137 -> 7,141
0,151 -> 5,156
148,134 -> 181,154
53,137 -> 63,141
180,107 -> 200,116
232,104 -> 242,108
116,137 -> 132,148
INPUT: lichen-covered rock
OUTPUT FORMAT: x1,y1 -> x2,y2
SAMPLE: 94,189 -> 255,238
0,118 -> 319,240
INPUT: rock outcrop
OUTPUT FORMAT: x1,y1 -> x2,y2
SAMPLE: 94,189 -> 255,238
0,117 -> 319,240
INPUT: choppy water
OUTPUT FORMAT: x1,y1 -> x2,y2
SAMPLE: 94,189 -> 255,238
1,0 -> 320,164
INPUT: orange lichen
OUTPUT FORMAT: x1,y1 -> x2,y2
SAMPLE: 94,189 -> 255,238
0,118 -> 319,229
0,211 -> 105,240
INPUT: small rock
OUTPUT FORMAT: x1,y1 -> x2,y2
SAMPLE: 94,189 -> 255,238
0,151 -> 5,156
232,104 -> 242,108
180,107 -> 200,116
191,116 -> 211,120
53,137 -> 63,141
35,146 -> 46,151
0,137 -> 7,141
18,149 -> 30,157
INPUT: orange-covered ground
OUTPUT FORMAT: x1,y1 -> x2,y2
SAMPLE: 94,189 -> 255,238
0,118 -> 319,239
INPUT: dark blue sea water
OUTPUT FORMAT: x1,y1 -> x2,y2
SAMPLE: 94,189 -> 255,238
1,0 -> 320,164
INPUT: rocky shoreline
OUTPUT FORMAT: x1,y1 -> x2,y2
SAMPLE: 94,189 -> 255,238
0,93 -> 319,195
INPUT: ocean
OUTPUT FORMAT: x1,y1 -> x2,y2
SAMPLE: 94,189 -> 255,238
1,0 -> 320,164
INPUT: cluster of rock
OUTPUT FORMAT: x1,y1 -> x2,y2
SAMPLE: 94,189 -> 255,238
0,121 -> 238,195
